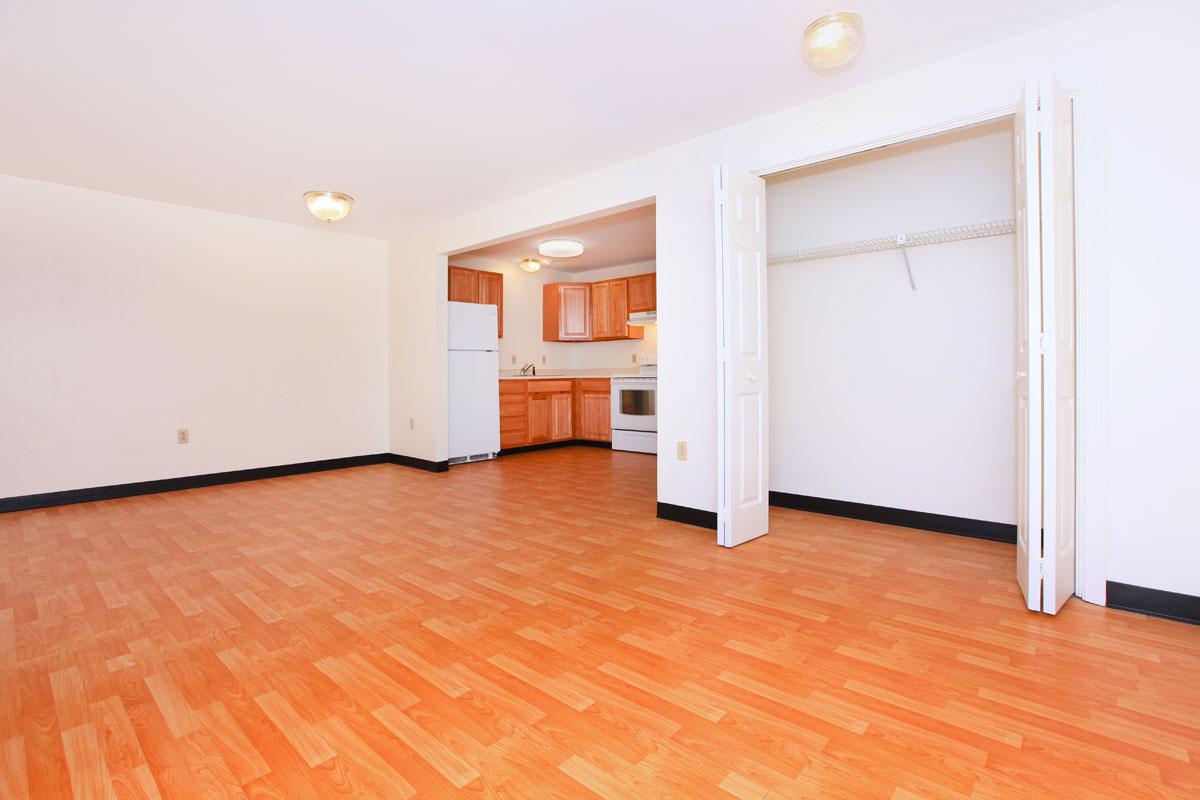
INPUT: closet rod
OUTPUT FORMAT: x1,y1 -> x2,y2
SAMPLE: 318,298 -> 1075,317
767,218 -> 1015,266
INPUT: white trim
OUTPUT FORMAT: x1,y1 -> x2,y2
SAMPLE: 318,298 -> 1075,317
713,166 -> 730,546
736,76 -> 1108,606
1068,77 -> 1108,607
753,100 -> 1018,178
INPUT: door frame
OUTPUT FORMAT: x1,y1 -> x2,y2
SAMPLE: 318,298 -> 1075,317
720,76 -> 1107,606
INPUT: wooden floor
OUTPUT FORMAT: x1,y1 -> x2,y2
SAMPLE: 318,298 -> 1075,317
1,448 -> 1197,799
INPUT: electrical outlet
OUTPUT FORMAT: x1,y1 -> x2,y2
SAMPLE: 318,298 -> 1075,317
177,428 -> 189,445
541,355 -> 546,365
632,353 -> 637,363
676,441 -> 687,461
511,355 -> 516,364
409,417 -> 414,430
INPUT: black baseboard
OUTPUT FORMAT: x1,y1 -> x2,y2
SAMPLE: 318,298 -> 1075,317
0,453 -> 394,513
768,491 -> 1017,544
1107,581 -> 1200,626
657,502 -> 718,530
387,453 -> 450,472
499,440 -> 613,457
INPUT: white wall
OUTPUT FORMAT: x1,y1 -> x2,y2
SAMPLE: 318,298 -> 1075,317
447,257 -> 657,371
0,175 -> 389,498
388,0 -> 1200,596
766,123 -> 1015,523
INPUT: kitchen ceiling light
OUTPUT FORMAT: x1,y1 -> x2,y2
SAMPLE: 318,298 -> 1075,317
303,190 -> 353,223
803,11 -> 865,69
537,239 -> 584,258
519,258 -> 542,273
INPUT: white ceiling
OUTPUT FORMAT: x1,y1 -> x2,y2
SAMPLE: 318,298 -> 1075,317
0,1 -> 1119,239
455,203 -> 655,273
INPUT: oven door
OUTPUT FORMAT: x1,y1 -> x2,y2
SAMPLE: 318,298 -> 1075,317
611,381 -> 657,432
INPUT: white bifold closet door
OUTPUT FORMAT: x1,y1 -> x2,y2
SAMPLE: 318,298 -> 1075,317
715,165 -> 769,547
1015,76 -> 1076,614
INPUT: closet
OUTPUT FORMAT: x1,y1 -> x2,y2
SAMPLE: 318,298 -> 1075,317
763,120 -> 1019,542
716,78 -> 1079,615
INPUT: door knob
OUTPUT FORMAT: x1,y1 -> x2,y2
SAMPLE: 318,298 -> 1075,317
747,373 -> 758,382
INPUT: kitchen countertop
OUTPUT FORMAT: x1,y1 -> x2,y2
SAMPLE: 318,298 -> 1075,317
499,372 -> 638,381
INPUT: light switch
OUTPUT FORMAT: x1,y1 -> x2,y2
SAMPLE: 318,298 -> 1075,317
676,441 -> 687,461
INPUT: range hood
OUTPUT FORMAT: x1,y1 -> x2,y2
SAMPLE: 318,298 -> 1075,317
628,311 -> 657,326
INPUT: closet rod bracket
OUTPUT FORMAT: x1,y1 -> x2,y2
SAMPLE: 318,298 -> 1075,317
896,234 -> 917,292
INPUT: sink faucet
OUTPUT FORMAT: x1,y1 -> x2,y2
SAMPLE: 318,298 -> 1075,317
519,363 -> 536,376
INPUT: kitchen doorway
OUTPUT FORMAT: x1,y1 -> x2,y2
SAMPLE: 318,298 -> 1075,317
441,199 -> 662,514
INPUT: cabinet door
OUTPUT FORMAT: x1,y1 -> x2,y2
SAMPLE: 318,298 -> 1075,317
627,273 -> 656,313
550,393 -> 573,441
591,280 -> 612,339
560,284 -> 591,340
579,392 -> 611,441
545,283 -> 592,342
607,278 -> 630,339
448,266 -> 481,303
527,394 -> 550,443
478,271 -> 504,337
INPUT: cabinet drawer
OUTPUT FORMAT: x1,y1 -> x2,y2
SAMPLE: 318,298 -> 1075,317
500,396 -> 526,418
499,381 -> 527,395
500,428 -> 526,449
577,378 -> 611,393
525,380 -> 573,393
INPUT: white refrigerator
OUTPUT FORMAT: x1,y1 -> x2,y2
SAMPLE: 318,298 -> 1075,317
448,301 -> 501,462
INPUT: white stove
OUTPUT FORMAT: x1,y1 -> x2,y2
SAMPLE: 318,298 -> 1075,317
611,356 -> 657,453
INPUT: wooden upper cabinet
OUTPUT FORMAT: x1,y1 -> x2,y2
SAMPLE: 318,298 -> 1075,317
590,278 -> 641,341
448,266 -> 503,337
542,273 -> 652,342
590,280 -> 614,339
448,266 -> 481,303
543,283 -> 592,341
627,273 -> 656,313
478,271 -> 503,337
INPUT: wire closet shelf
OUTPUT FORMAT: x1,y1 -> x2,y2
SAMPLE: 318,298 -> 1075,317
766,218 -> 1015,267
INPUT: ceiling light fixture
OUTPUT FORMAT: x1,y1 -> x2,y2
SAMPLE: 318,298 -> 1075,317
519,258 -> 542,273
303,190 -> 353,223
802,11 -> 865,69
538,239 -> 584,258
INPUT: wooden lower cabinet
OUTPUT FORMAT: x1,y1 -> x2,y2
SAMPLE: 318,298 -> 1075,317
527,393 -> 551,443
550,393 -> 573,440
575,379 -> 612,442
499,381 -> 528,449
501,378 -> 611,448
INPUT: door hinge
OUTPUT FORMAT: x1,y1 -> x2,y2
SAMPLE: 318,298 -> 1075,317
1038,333 -> 1046,354
1038,560 -> 1044,579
